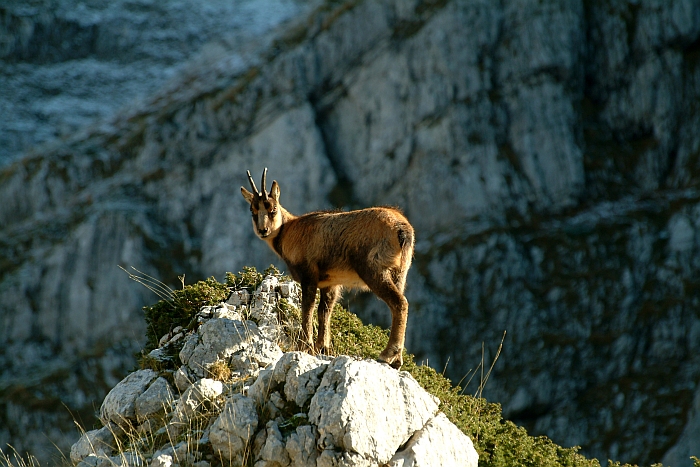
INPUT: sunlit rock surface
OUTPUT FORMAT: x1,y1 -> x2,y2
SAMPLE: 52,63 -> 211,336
2,0 -> 700,464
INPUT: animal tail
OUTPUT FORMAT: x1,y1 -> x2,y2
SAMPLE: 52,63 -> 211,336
396,225 -> 414,292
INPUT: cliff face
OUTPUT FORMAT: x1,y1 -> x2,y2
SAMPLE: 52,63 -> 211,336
1,0 -> 700,464
0,0 -> 311,165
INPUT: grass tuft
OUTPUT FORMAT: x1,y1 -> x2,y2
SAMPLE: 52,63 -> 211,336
0,446 -> 41,467
206,360 -> 233,383
129,265 -> 288,353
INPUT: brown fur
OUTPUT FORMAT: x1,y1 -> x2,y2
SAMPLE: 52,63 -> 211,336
241,170 -> 414,369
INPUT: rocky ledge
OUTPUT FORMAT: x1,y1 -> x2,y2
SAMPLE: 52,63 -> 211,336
69,275 -> 477,467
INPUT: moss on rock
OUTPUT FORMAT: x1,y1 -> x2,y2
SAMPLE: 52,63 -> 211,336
134,267 -> 657,467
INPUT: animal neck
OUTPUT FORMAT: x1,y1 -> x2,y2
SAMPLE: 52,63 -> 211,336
279,206 -> 296,223
262,206 -> 295,253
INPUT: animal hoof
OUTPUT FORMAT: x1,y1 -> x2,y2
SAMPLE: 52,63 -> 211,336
378,347 -> 403,370
376,357 -> 402,370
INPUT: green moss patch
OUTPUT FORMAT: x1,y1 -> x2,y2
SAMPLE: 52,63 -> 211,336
133,267 -> 661,467
139,265 -> 286,352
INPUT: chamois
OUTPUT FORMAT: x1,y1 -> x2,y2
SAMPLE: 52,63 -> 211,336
241,168 -> 414,369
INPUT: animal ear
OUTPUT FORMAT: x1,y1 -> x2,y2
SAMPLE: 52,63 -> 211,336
241,187 -> 254,204
270,181 -> 280,201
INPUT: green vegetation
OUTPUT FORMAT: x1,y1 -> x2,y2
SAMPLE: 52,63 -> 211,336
130,266 -> 665,467
326,303 -> 601,467
139,274 -> 228,352
126,265 -> 284,352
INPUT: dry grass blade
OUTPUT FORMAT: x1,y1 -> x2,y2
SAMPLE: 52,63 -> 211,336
0,445 -> 41,467
477,331 -> 506,399
119,265 -> 176,304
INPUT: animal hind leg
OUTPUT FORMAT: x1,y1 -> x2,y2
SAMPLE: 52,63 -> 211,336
390,266 -> 409,294
316,286 -> 340,355
358,269 -> 408,369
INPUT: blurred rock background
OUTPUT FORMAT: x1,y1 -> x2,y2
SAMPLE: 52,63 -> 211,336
1,0 -> 699,465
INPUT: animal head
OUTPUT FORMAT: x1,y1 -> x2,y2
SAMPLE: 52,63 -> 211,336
241,168 -> 283,239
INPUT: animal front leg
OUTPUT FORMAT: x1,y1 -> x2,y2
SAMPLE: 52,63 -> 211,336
316,286 -> 340,355
298,280 -> 318,353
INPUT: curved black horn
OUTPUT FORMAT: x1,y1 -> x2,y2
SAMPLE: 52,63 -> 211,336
261,168 -> 269,200
247,170 -> 259,194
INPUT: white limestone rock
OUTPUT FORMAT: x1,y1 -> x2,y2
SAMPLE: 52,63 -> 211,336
387,413 -> 478,467
70,276 -> 478,467
257,276 -> 279,294
146,348 -> 172,367
315,450 -> 371,467
152,440 -> 200,466
178,334 -> 200,370
116,451 -> 144,467
308,356 -> 440,465
70,425 -> 119,464
275,352 -> 330,408
174,365 -> 195,393
278,281 -> 300,299
247,364 -> 277,408
245,349 -> 472,467
209,394 -> 259,463
135,377 -> 174,422
149,454 -> 174,467
285,425 -> 319,467
100,369 -> 158,428
227,289 -> 251,306
75,454 -> 112,467
179,317 -> 282,379
211,304 -> 244,321
77,451 -> 144,467
247,351 -> 329,411
254,420 -> 290,467
174,378 -> 224,423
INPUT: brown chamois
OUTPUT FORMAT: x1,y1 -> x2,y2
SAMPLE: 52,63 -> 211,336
241,168 -> 414,369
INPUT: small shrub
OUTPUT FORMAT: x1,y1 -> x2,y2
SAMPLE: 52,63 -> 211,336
142,277 -> 229,351
225,264 -> 290,291
224,266 -> 264,291
328,304 -> 391,359
138,352 -> 172,373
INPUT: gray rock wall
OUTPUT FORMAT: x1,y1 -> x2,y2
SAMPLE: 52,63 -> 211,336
2,0 -> 700,464
0,0 -> 311,165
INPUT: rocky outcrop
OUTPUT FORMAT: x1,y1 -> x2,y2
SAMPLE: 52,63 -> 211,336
2,0 -> 700,464
69,276 -> 477,467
